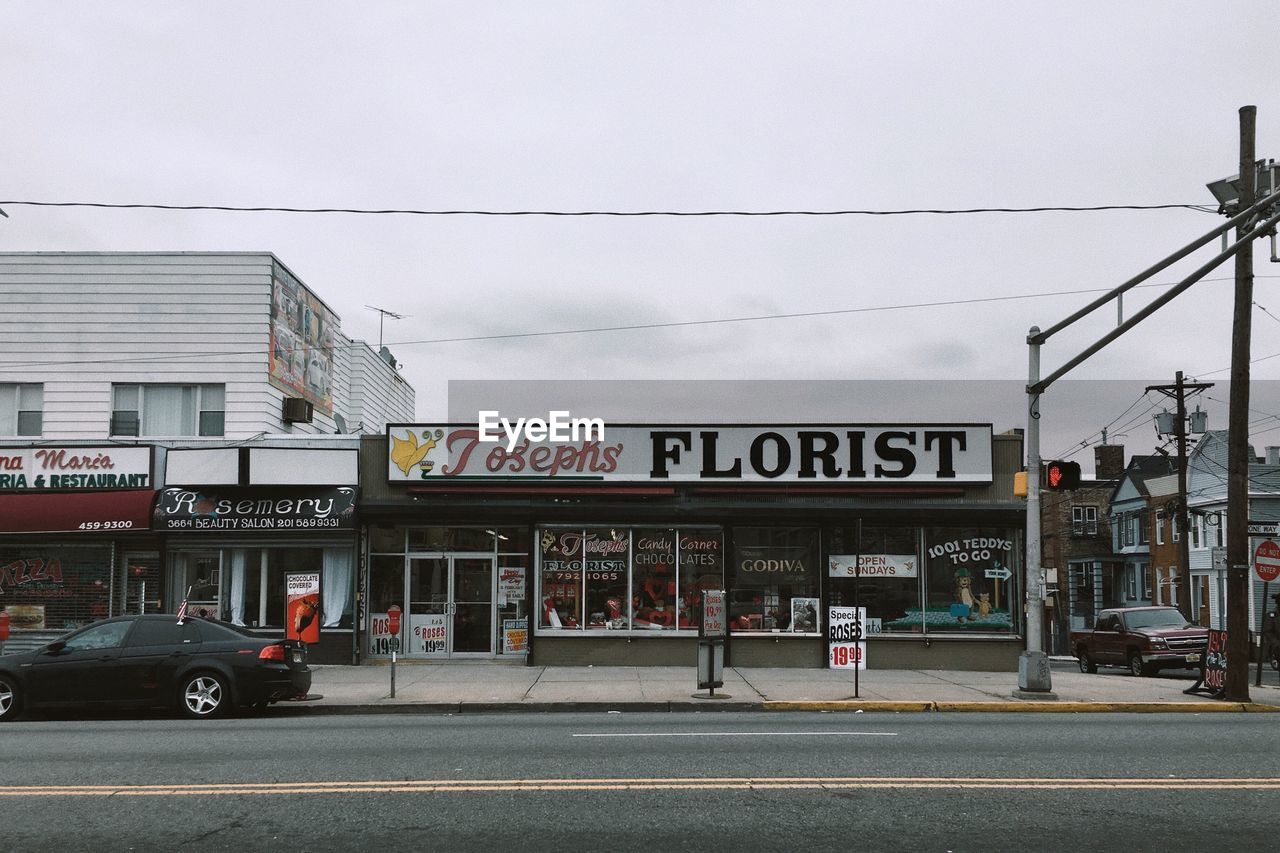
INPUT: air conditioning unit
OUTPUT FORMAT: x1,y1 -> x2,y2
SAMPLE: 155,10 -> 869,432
282,397 -> 314,424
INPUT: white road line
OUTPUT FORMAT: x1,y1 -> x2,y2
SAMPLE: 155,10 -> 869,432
572,731 -> 898,738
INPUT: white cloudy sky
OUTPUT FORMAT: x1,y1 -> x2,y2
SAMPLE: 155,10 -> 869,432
5,3 -> 1280,463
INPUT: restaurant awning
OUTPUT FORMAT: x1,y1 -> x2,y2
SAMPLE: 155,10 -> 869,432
0,490 -> 156,534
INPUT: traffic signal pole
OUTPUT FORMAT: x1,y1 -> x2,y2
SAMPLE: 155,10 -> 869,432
1019,135 -> 1280,696
1020,335 -> 1051,694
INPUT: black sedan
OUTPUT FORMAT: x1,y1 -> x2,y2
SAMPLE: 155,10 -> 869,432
0,614 -> 311,721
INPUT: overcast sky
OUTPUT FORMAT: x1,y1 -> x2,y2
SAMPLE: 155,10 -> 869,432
5,3 -> 1280,467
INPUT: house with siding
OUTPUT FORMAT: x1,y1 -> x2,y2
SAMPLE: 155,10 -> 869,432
0,252 -> 415,662
1184,430 -> 1280,631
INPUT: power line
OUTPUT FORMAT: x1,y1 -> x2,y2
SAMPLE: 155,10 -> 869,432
0,200 -> 1212,217
0,277 -> 1249,369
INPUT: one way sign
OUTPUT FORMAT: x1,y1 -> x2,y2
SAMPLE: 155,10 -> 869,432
984,565 -> 1012,581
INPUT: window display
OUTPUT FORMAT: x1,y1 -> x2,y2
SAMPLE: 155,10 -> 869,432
677,529 -> 723,630
920,527 -> 1019,633
729,527 -> 819,634
828,525 -> 923,633
536,525 -> 726,634
633,529 -> 677,629
539,528 -> 583,628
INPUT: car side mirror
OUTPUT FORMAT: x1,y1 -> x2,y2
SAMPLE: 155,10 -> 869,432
45,640 -> 66,654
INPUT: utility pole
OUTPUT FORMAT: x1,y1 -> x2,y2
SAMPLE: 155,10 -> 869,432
1225,106 -> 1256,702
1147,371 -> 1212,620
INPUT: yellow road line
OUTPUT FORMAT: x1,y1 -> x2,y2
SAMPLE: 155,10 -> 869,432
2,776 -> 1279,797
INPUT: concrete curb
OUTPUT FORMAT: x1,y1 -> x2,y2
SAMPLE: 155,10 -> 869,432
275,699 -> 1280,715
766,700 -> 1280,713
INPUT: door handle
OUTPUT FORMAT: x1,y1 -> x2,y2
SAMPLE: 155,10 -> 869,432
97,655 -> 114,662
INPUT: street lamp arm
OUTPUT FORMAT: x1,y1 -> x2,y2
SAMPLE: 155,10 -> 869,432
1030,204 -> 1280,395
1029,186 -> 1280,347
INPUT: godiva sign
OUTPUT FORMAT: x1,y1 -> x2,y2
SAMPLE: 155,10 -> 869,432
0,446 -> 153,490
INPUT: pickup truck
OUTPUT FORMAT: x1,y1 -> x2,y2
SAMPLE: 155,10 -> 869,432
1070,606 -> 1209,677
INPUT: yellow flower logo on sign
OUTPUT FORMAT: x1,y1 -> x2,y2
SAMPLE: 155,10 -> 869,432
390,429 -> 440,475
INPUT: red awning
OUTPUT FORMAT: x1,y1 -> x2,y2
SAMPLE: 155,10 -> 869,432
0,490 -> 156,535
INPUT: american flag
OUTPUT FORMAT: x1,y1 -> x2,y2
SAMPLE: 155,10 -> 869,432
176,598 -> 188,624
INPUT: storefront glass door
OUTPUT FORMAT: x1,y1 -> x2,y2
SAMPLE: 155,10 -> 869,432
405,555 -> 495,657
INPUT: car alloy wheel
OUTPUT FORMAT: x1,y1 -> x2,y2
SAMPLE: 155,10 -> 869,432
1078,650 -> 1097,674
181,674 -> 227,719
0,677 -> 20,722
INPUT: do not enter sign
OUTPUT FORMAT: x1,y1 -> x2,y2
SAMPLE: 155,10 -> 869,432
1253,540 -> 1280,582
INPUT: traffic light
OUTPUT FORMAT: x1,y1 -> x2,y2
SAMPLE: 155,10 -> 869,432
1043,460 -> 1081,491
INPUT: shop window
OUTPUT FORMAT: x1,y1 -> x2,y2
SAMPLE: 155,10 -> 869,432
368,526 -> 405,553
407,527 -> 498,552
923,527 -> 1019,633
677,529 -> 724,631
170,551 -> 221,618
730,527 -> 819,634
828,525 -> 922,634
539,528 -> 584,628
0,383 -> 43,436
536,526 -> 725,633
0,545 -> 112,630
632,529 -> 677,630
111,383 -> 225,437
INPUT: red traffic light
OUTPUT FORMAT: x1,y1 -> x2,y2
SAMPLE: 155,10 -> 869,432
1043,460 -> 1081,491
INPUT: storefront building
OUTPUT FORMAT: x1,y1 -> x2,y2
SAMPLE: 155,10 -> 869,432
359,424 -> 1026,670
154,445 -> 360,664
0,444 -> 160,649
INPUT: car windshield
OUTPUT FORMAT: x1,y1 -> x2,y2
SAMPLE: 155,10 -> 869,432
1125,609 -> 1193,630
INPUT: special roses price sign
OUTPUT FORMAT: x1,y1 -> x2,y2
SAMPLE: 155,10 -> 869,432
828,606 -> 866,670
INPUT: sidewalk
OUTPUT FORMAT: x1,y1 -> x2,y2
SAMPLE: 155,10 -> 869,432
290,662 -> 1280,714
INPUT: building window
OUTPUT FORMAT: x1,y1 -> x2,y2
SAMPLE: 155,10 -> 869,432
1127,566 -> 1138,600
1155,511 -> 1165,545
1172,516 -> 1181,542
1072,506 -> 1098,536
1137,514 -> 1148,545
538,526 -> 725,633
1213,512 -> 1224,547
0,383 -> 43,436
111,384 -> 225,437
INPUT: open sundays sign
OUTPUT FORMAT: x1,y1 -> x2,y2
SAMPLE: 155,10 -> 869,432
388,424 -> 993,484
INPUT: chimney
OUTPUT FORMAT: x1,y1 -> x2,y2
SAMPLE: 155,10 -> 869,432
1094,444 -> 1125,479
1267,447 -> 1280,466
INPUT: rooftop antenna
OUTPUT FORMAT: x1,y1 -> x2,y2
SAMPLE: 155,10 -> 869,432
364,305 -> 405,350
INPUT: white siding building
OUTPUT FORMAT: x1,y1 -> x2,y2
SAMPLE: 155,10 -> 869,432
0,252 -> 414,439
0,252 -> 413,664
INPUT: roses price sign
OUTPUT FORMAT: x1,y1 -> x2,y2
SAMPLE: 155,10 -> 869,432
828,606 -> 866,670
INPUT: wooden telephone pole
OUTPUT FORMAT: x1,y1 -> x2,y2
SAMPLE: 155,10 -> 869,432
1224,106 -> 1256,702
1147,371 -> 1212,621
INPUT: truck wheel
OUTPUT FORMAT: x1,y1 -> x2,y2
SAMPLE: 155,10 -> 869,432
1128,652 -> 1151,677
1078,649 -> 1097,674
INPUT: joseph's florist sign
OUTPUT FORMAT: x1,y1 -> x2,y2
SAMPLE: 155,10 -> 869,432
388,423 -> 993,484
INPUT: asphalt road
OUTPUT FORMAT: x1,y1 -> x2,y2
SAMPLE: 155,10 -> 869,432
2,711 -> 1276,852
